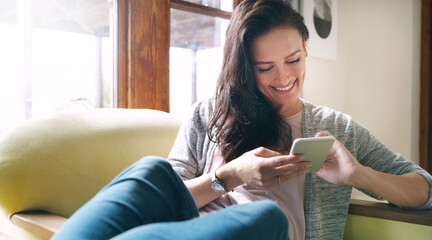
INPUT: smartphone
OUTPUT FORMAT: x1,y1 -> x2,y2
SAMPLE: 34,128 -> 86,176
289,136 -> 336,173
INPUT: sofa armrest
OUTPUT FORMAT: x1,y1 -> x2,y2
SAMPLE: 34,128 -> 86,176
10,211 -> 67,240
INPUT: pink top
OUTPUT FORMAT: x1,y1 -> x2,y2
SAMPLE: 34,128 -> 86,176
200,110 -> 305,240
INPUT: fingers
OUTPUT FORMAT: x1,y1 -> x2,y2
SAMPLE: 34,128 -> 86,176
265,154 -> 304,168
314,131 -> 340,156
261,151 -> 310,177
246,154 -> 310,188
267,156 -> 311,186
251,147 -> 282,158
267,168 -> 309,188
250,147 -> 308,170
245,147 -> 312,188
315,131 -> 333,137
274,160 -> 311,175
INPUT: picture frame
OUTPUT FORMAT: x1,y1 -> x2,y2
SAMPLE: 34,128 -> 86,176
301,0 -> 337,60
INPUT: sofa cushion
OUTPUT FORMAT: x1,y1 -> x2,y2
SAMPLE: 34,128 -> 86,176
0,109 -> 181,221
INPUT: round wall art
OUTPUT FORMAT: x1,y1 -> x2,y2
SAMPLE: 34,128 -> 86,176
302,0 -> 337,60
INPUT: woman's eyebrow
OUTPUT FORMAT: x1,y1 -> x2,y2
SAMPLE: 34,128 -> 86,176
253,49 -> 302,65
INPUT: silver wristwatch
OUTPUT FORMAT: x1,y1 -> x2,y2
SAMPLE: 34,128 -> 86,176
211,170 -> 228,194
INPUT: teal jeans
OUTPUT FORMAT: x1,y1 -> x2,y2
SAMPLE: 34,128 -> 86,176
52,156 -> 289,240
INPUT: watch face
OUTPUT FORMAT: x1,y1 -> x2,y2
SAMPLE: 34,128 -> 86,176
212,181 -> 226,193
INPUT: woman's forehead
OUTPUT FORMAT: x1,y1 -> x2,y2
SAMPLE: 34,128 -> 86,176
251,26 -> 304,61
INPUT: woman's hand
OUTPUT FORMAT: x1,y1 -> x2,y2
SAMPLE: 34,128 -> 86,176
314,131 -> 363,186
185,146 -> 310,209
314,131 -> 429,208
218,147 -> 311,190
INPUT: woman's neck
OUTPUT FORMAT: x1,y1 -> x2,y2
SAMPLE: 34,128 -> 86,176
278,98 -> 303,118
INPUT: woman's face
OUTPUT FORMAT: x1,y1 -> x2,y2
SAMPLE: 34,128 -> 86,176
251,26 -> 307,117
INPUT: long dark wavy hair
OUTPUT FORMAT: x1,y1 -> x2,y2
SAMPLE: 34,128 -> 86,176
207,0 -> 309,162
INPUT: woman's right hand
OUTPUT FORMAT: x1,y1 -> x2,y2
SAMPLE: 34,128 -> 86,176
217,147 -> 311,190
185,146 -> 310,208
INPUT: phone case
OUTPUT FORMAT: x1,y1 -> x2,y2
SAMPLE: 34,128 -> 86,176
289,136 -> 335,172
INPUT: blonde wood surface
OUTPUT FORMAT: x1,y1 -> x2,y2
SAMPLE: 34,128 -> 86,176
10,212 -> 67,240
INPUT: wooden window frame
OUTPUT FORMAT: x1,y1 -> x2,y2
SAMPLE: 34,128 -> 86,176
114,0 -> 240,112
171,0 -> 232,18
114,0 -> 170,111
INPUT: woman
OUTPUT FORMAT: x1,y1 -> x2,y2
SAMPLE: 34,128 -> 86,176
53,0 -> 431,239
168,0 -> 432,239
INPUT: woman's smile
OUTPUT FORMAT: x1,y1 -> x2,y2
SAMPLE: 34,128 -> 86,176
273,80 -> 297,93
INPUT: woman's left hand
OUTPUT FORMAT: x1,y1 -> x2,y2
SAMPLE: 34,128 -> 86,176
314,131 -> 363,186
314,132 -> 430,208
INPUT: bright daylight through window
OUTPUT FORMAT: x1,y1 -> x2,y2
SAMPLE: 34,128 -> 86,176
169,0 -> 232,117
0,0 -> 113,133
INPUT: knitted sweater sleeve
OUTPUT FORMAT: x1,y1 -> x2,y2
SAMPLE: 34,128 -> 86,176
168,100 -> 212,180
352,120 -> 432,210
302,100 -> 432,210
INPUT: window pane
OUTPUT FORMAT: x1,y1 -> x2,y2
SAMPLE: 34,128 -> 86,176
181,0 -> 233,11
0,0 -> 114,132
170,8 -> 228,116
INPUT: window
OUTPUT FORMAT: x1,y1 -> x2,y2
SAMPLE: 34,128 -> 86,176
115,0 -> 238,112
0,0 -> 114,132
181,0 -> 233,11
169,0 -> 233,116
170,7 -> 230,116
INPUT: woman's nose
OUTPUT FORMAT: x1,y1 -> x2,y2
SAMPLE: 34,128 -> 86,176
276,66 -> 290,84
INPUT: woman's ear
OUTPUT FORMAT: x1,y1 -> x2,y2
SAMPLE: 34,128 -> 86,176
303,42 -> 308,58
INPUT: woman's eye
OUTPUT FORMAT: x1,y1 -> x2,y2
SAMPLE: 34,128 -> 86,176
287,58 -> 300,64
258,66 -> 273,72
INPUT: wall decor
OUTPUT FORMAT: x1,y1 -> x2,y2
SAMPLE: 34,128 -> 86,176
302,0 -> 337,60
287,0 -> 300,12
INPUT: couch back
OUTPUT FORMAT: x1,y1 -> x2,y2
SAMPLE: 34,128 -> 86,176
0,109 -> 181,220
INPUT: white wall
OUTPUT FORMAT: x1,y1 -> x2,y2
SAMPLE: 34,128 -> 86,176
303,0 -> 421,163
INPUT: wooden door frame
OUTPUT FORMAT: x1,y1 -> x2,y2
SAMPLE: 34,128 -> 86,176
420,0 -> 432,173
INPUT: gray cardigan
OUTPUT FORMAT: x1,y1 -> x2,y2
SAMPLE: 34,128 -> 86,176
168,98 -> 432,240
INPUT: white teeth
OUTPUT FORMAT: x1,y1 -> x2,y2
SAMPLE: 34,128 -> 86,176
276,82 -> 294,91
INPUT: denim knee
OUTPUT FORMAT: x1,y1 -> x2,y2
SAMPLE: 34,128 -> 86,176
134,156 -> 172,172
114,156 -> 199,219
258,200 -> 288,222
254,200 -> 289,234
114,156 -> 173,180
